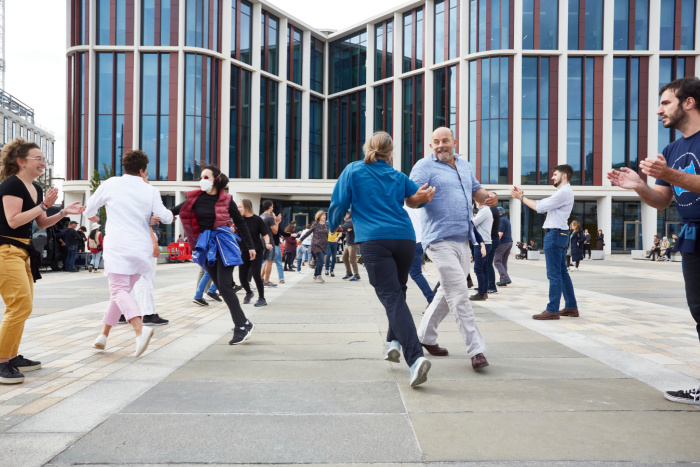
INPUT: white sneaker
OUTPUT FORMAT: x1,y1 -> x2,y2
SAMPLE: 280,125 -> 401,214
317,276 -> 325,283
93,334 -> 107,350
134,327 -> 154,357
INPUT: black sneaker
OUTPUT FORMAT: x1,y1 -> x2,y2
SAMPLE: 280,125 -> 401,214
118,314 -> 127,324
207,291 -> 223,302
143,314 -> 169,326
330,272 -> 335,277
325,270 -> 329,276
342,274 -> 352,280
233,285 -> 244,293
229,327 -> 250,345
9,355 -> 41,371
254,298 -> 267,307
245,320 -> 255,335
664,386 -> 700,405
0,362 -> 24,384
243,292 -> 255,304
192,298 -> 209,306
264,282 -> 277,288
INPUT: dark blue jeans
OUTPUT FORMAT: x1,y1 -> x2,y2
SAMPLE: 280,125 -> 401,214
409,242 -> 434,304
473,243 -> 492,295
361,239 -> 424,367
681,252 -> 700,342
314,251 -> 325,277
66,245 -> 78,271
543,230 -> 578,312
325,242 -> 338,272
487,238 -> 500,290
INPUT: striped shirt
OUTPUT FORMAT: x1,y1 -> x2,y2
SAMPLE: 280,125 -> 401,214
536,183 -> 574,230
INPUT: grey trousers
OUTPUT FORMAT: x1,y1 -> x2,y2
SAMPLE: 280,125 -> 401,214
494,241 -> 513,282
417,240 -> 486,358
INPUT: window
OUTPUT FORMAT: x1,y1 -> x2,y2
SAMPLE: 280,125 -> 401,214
259,77 -> 278,178
470,0 -> 511,53
230,65 -> 252,178
374,83 -> 393,134
568,0 -> 603,50
140,53 -> 174,181
309,96 -> 323,179
183,53 -> 219,180
330,30 -> 367,94
402,74 -> 424,175
522,0 -> 558,49
375,19 -> 394,81
70,0 -> 89,46
67,52 -> 88,179
468,56 -> 512,184
3,118 -> 7,144
657,57 -> 693,151
435,0 -> 459,64
286,87 -> 302,179
328,90 -> 366,178
433,65 -> 458,142
521,56 -> 556,185
97,0 -> 132,46
11,121 -> 16,140
613,0 -> 649,50
185,0 -> 221,51
260,10 -> 279,75
287,25 -> 302,85
660,0 -> 696,50
142,0 -> 175,46
310,37 -> 324,93
96,52 -> 129,178
402,7 -> 423,72
231,0 -> 252,64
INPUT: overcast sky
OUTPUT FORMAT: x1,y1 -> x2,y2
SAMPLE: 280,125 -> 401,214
4,0 -> 408,183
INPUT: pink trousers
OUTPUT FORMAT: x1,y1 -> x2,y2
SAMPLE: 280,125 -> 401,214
104,273 -> 142,326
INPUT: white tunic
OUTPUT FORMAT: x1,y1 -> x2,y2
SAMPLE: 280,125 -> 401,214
85,175 -> 174,277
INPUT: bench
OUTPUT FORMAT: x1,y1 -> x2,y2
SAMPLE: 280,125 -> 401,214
591,250 -> 605,260
527,250 -> 540,260
671,251 -> 682,262
631,250 -> 647,260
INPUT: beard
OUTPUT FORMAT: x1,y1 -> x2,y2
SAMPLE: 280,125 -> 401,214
662,107 -> 688,130
435,148 -> 454,162
553,177 -> 561,188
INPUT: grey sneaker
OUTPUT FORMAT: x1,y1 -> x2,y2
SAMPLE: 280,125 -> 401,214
384,340 -> 401,363
409,357 -> 431,388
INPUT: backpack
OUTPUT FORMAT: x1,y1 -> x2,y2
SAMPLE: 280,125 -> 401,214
88,229 -> 100,250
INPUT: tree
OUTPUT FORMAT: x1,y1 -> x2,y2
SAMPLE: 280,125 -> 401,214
89,163 -> 114,231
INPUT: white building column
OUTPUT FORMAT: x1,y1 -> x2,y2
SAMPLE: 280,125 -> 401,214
423,0 -> 434,157
249,2 -> 263,179
300,31 -> 311,180
459,0 -> 470,160
511,53 -> 522,186
175,0 -> 186,182
557,0 -> 568,166
510,196 -> 522,248
322,40 -> 329,179
641,202 -> 658,252
596,195 -> 612,254
219,3 -> 233,176
392,12 -> 403,171
366,23 -> 376,140
277,17 -> 289,180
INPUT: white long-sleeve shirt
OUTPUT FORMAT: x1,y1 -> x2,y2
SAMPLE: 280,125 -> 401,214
472,205 -> 493,245
536,183 -> 574,230
85,174 -> 174,277
403,204 -> 422,243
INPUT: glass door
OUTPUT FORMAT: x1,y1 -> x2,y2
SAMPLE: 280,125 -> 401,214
623,220 -> 642,251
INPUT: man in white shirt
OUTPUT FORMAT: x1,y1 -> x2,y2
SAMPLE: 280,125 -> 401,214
471,200 -> 493,301
511,164 -> 579,320
85,150 -> 174,356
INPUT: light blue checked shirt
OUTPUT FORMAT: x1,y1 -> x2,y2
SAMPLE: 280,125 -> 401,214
536,183 -> 575,230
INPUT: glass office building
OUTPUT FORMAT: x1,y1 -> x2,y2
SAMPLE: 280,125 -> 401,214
65,0 -> 698,250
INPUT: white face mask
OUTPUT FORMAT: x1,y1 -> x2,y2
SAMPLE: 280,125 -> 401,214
199,178 -> 214,193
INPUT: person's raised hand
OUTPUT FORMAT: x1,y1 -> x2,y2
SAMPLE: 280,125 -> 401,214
607,167 -> 643,190
510,186 -> 524,199
43,188 -> 59,207
484,192 -> 498,206
640,154 -> 669,179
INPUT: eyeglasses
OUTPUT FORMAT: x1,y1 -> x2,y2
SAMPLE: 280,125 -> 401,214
26,157 -> 47,164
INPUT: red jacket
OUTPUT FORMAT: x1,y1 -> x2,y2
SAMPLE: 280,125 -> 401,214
178,189 -> 233,250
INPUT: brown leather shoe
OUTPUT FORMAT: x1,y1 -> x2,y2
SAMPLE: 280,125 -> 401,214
532,311 -> 560,320
421,343 -> 449,356
560,308 -> 579,317
471,353 -> 489,370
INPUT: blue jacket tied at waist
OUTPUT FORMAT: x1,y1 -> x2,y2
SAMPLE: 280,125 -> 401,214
193,227 -> 243,268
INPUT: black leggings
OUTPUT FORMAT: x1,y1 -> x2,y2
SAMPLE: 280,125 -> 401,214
239,249 -> 265,299
204,255 -> 247,327
284,251 -> 294,269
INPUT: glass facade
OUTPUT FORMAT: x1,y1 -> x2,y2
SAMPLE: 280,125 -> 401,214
288,26 -> 303,85
435,0 -> 459,64
522,0 -> 557,49
310,37 -> 324,93
568,0 -> 604,50
402,7 -> 424,72
70,0 -> 89,46
309,96 -> 323,179
231,0 -> 252,64
613,0 -> 649,50
658,57 -> 690,151
469,56 -> 511,184
67,52 -> 88,180
433,65 -> 458,143
660,0 -> 696,50
567,57 -> 599,185
230,65 -> 252,178
328,91 -> 366,178
374,83 -> 393,135
260,10 -> 279,75
521,56 -> 553,185
286,87 -> 302,179
375,19 -> 394,81
142,0 -> 175,46
330,31 -> 367,94
402,74 -> 424,175
140,53 -> 172,181
470,0 -> 511,53
97,0 -> 131,46
185,0 -> 220,51
183,53 -> 219,181
259,76 -> 278,178
612,57 -> 646,172
96,52 -> 127,178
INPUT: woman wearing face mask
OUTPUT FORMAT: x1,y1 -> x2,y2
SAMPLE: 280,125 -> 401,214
170,165 -> 256,345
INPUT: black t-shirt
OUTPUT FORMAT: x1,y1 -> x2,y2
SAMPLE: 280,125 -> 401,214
260,212 -> 278,245
489,207 -> 500,240
241,215 -> 269,251
0,175 -> 44,239
64,227 -> 81,246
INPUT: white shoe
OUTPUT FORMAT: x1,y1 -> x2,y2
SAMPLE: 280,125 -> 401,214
93,334 -> 107,350
134,327 -> 154,357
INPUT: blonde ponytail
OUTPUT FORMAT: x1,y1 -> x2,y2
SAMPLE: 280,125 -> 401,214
363,131 -> 393,164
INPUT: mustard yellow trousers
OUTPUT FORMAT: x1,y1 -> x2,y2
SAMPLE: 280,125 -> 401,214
0,238 -> 33,359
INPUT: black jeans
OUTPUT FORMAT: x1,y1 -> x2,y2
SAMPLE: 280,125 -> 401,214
204,255 -> 247,327
284,251 -> 294,269
240,249 -> 265,299
682,252 -> 700,342
361,239 -> 424,367
583,244 -> 591,258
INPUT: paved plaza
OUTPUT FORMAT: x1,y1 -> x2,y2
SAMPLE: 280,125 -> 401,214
1,254 -> 699,466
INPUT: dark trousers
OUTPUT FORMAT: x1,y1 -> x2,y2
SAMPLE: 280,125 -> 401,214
409,242 -> 434,304
283,251 -> 294,269
361,239 -> 424,367
682,252 -> 700,342
473,244 -> 492,295
240,249 -> 265,299
487,238 -> 499,290
314,251 -> 325,276
66,244 -> 78,271
204,255 -> 247,327
583,244 -> 591,258
325,242 -> 338,272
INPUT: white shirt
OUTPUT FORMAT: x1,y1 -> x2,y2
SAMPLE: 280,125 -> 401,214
301,228 -> 312,245
403,204 -> 422,243
536,183 -> 575,230
472,205 -> 493,245
85,175 -> 174,277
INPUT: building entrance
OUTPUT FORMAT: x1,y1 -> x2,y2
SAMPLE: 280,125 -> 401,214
623,220 -> 643,252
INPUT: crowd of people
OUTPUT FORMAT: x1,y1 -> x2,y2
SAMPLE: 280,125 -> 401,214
0,77 -> 699,406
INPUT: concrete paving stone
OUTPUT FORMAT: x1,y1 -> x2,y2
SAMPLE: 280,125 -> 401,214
259,323 -> 380,333
212,331 -> 385,346
249,314 -> 380,324
194,341 -> 385,361
0,433 -> 80,467
123,381 -> 406,414
0,414 -> 31,433
426,341 -> 582,359
166,359 -> 396,382
411,411 -> 700,462
0,392 -> 44,406
53,413 -> 422,464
